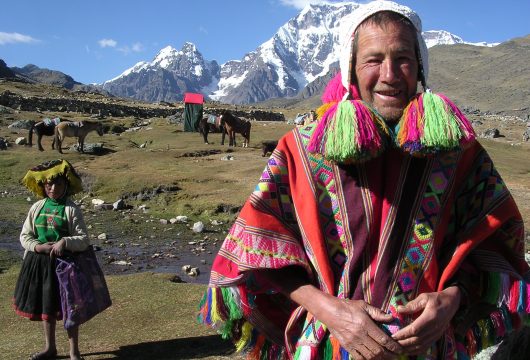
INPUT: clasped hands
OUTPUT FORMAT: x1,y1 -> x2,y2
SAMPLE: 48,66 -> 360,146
319,287 -> 461,359
35,239 -> 66,257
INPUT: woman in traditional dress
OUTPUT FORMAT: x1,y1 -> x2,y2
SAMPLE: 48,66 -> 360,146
13,159 -> 89,360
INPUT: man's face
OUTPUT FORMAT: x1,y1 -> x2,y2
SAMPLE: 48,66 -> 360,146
354,20 -> 419,122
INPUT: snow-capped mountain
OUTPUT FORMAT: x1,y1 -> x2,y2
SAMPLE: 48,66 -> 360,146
101,43 -> 219,102
423,30 -> 499,48
102,2 -> 497,104
210,2 -> 359,104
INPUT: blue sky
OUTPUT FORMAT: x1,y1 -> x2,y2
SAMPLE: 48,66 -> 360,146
1,0 -> 528,84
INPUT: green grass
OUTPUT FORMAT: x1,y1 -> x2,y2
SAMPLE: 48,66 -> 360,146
0,267 -> 243,359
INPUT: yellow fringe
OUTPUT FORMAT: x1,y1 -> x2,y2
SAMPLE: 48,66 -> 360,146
316,102 -> 334,121
210,288 -> 223,324
235,321 -> 253,352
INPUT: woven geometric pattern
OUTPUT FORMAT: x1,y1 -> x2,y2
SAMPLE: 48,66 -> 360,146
299,124 -> 348,276
453,150 -> 508,233
218,218 -> 308,272
388,152 -> 458,317
251,155 -> 297,225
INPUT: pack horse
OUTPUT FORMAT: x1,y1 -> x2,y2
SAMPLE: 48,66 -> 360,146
197,114 -> 224,144
220,111 -> 251,147
28,117 -> 70,151
55,120 -> 104,154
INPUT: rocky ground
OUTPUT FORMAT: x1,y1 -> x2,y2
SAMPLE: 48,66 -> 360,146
0,188 -> 231,284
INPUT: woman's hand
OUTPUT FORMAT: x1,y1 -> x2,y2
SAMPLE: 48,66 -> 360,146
392,286 -> 461,356
50,239 -> 66,257
35,243 -> 55,254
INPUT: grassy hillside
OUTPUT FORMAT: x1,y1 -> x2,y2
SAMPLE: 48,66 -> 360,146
428,35 -> 530,116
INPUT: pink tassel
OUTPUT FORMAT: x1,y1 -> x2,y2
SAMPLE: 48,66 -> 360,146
398,94 -> 423,144
508,280 -> 520,312
353,102 -> 383,151
307,103 -> 338,153
322,73 -> 347,103
491,311 -> 505,338
436,93 -> 475,143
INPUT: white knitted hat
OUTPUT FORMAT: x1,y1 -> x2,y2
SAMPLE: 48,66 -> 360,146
339,0 -> 429,94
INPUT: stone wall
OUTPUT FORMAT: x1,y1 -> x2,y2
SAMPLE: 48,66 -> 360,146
0,90 -> 286,122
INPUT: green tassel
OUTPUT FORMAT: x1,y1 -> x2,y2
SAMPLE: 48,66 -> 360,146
218,319 -> 236,339
322,337 -> 333,359
485,272 -> 501,305
221,287 -> 243,320
293,344 -> 302,360
325,100 -> 358,161
422,92 -> 463,149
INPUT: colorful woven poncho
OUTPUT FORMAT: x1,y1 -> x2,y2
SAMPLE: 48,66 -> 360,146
199,1 -> 529,358
198,123 -> 529,359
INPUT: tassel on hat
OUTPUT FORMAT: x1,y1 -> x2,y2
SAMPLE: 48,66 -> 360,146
308,73 -> 390,163
308,76 -> 476,163
307,1 -> 476,163
397,91 -> 476,155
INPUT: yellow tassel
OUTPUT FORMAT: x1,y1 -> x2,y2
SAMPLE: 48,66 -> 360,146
210,288 -> 222,324
235,321 -> 253,352
316,102 -> 334,121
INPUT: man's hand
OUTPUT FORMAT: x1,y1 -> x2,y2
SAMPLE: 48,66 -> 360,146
392,286 -> 461,356
319,297 -> 402,359
260,267 -> 402,359
50,239 -> 66,257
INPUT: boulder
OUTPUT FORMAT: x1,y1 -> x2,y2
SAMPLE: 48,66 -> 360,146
15,137 -> 27,145
482,128 -> 501,138
193,221 -> 205,233
113,198 -> 125,210
73,143 -> 104,154
8,119 -> 35,130
523,128 -> 530,142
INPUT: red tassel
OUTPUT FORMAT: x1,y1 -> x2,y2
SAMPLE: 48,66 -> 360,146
248,334 -> 266,360
508,280 -> 520,312
466,329 -> 477,356
238,285 -> 252,317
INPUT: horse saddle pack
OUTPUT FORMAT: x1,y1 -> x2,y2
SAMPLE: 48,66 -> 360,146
207,115 -> 218,125
43,117 -> 61,126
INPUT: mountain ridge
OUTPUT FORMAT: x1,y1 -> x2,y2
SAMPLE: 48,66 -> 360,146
103,2 -> 500,105
1,4 -> 527,117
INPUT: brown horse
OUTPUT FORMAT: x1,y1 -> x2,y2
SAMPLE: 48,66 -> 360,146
197,114 -> 224,144
220,111 -> 251,147
55,120 -> 104,154
28,118 -> 70,151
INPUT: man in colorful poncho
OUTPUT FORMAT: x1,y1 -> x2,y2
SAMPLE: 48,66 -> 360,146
199,1 -> 529,359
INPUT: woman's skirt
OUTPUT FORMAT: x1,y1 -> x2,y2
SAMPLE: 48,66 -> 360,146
13,251 -> 62,321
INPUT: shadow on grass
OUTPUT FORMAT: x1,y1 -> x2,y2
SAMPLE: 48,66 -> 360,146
83,334 -> 238,359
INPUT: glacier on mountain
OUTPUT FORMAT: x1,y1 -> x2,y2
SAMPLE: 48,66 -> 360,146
102,2 -> 497,104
